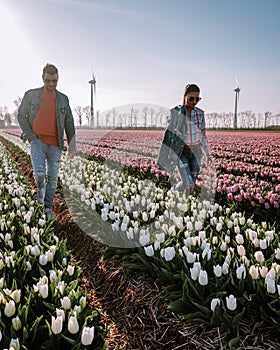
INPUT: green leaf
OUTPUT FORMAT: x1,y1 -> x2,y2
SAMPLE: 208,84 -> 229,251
228,336 -> 240,349
168,299 -> 188,314
191,300 -> 211,316
61,334 -> 78,346
231,306 -> 245,328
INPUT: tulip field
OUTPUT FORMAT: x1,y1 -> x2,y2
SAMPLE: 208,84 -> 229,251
1,128 -> 280,349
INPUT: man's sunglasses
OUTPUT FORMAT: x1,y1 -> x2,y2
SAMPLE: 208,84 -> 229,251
44,79 -> 58,83
187,96 -> 201,102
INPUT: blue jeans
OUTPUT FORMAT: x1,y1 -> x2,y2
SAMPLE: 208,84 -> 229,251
30,139 -> 62,209
175,147 -> 202,191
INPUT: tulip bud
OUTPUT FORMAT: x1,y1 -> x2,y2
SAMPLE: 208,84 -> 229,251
4,300 -> 16,317
226,295 -> 237,311
68,315 -> 79,334
12,316 -> 22,331
81,326 -> 95,346
79,296 -> 86,308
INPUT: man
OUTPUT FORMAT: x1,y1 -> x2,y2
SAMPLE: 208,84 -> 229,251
157,83 -> 212,197
18,63 -> 76,219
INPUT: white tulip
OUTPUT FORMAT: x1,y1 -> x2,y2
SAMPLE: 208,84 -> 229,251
236,264 -> 246,279
194,221 -> 203,231
235,234 -> 244,245
144,245 -> 154,257
0,259 -> 4,270
39,254 -> 48,266
190,266 -> 200,281
68,315 -> 79,334
61,296 -> 71,310
39,284 -> 48,299
186,252 -> 196,264
31,245 -> 40,256
12,316 -> 22,331
222,262 -> 229,275
213,265 -> 222,277
216,222 -> 223,232
267,279 -> 276,294
79,296 -> 86,308
237,245 -> 246,256
81,326 -> 95,346
56,308 -> 65,321
26,261 -> 32,271
259,266 -> 268,278
198,270 -> 208,286
9,338 -> 20,350
4,300 -> 16,317
164,247 -> 175,261
11,289 -> 21,303
275,248 -> 280,260
259,239 -> 267,250
52,316 -> 63,335
67,265 -> 75,276
249,265 -> 259,279
226,295 -> 237,311
210,298 -> 220,312
254,251 -> 265,263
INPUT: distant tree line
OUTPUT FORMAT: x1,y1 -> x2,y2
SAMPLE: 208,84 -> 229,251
0,98 -> 279,130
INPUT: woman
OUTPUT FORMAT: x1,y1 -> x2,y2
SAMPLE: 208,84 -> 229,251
157,83 -> 212,196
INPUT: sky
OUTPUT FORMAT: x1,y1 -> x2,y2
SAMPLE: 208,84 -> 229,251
1,0 -> 280,117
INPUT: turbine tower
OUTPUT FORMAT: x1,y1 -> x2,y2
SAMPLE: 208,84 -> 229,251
88,72 -> 96,128
233,80 -> 240,129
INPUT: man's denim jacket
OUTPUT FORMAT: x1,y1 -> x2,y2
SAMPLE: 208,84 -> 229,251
156,106 -> 186,174
17,87 -> 76,152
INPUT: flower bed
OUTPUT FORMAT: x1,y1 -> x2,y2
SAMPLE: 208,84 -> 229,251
0,140 -> 107,349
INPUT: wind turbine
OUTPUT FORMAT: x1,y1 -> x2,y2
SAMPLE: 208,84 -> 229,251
88,72 -> 97,128
233,78 -> 240,129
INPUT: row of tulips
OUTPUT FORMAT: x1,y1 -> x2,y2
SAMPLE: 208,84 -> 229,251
0,139 -> 108,349
1,130 -> 280,346
54,143 -> 280,344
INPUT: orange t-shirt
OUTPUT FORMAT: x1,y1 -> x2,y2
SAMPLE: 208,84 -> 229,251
33,90 -> 59,146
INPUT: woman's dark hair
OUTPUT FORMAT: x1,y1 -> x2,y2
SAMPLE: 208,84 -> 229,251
182,83 -> 200,104
43,63 -> 58,76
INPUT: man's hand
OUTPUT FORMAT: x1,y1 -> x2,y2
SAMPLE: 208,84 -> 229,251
68,151 -> 76,159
